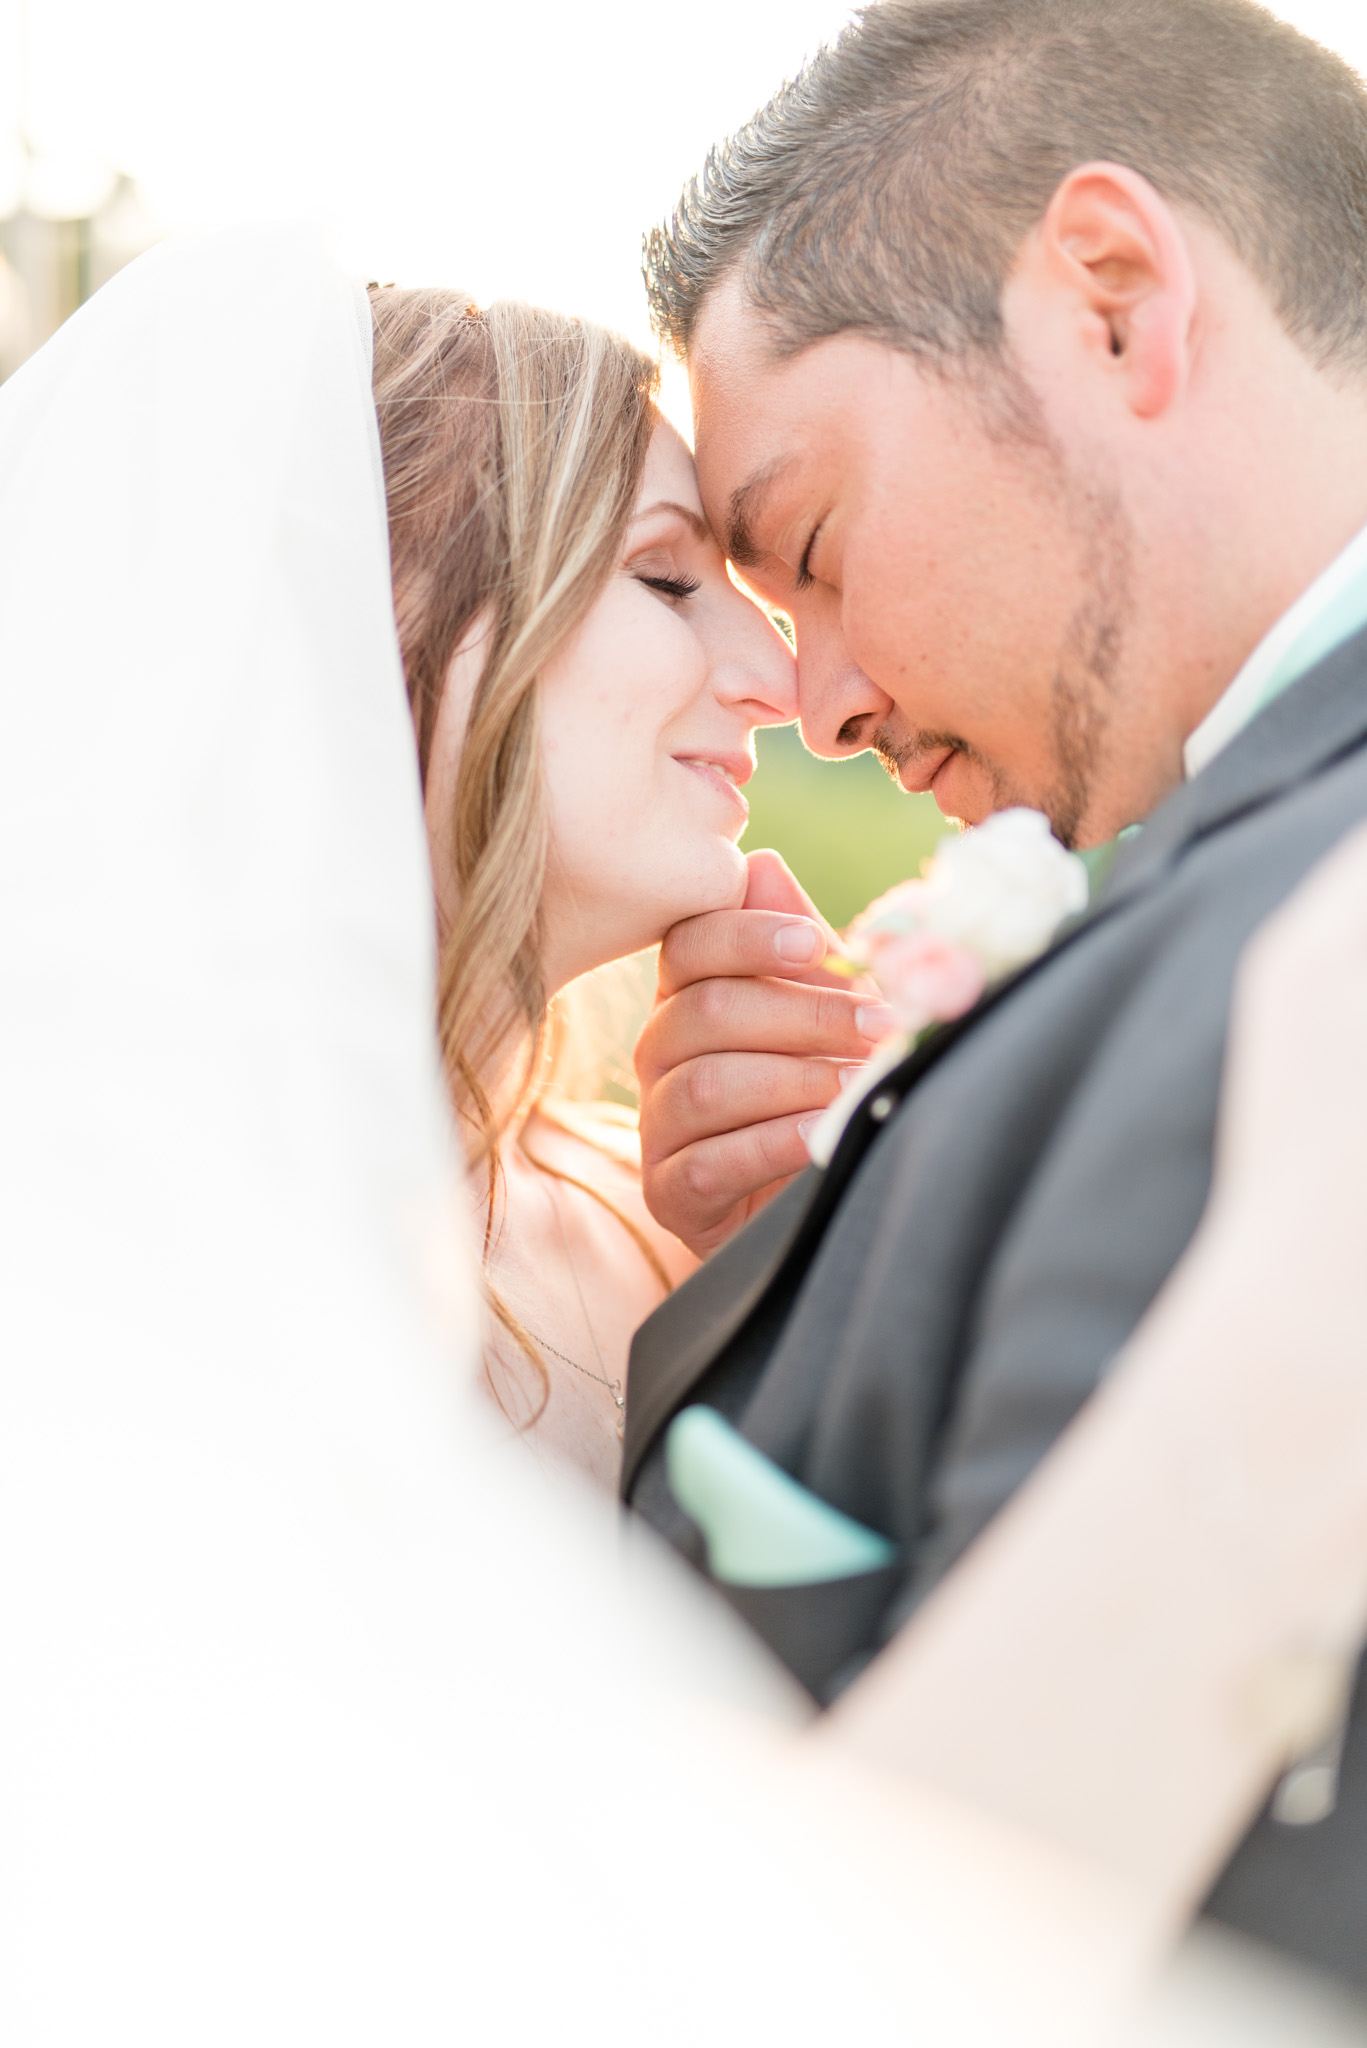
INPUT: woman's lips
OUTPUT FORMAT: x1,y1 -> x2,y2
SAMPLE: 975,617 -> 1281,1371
674,754 -> 751,822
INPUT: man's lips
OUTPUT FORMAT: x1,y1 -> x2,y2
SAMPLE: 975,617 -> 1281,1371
925,748 -> 997,826
896,745 -> 956,796
897,745 -> 988,822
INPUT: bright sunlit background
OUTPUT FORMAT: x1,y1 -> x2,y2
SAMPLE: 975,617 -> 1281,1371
3,0 -> 1366,927
6,0 -> 1365,392
0,0 -> 871,412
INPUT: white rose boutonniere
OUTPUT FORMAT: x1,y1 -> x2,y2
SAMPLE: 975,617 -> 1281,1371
907,805 -> 1091,978
806,808 -> 1088,1165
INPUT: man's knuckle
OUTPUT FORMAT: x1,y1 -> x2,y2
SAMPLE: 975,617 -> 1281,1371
679,1148 -> 721,1209
683,1055 -> 726,1117
636,1112 -> 669,1167
691,976 -> 736,1034
644,1177 -> 685,1235
633,1029 -> 667,1089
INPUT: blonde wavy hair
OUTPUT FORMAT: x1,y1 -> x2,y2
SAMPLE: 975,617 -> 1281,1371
369,286 -> 663,1385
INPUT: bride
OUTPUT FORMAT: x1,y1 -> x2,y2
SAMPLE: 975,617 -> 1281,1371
368,286 -> 802,1485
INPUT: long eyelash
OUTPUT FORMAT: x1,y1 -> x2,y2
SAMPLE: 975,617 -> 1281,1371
795,524 -> 821,592
640,573 -> 701,602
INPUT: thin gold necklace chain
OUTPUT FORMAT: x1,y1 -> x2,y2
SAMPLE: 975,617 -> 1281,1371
530,1174 -> 625,1430
522,1327 -> 625,1416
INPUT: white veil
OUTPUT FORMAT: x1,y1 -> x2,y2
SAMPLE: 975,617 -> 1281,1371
0,229 -> 922,2046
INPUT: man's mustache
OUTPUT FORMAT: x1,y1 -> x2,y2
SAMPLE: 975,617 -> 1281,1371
865,721 -> 969,782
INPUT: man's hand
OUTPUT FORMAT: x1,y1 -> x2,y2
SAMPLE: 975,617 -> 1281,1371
635,850 -> 897,1257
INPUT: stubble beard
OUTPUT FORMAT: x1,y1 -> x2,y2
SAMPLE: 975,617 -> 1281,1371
869,486 -> 1134,850
1040,486 -> 1133,847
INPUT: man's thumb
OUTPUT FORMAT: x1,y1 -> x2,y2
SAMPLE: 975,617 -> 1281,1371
742,849 -> 853,976
743,847 -> 824,920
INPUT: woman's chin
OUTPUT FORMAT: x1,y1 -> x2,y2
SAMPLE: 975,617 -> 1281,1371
683,839 -> 749,917
548,847 -> 749,982
717,842 -> 750,910
637,853 -> 749,949
628,839 -> 748,935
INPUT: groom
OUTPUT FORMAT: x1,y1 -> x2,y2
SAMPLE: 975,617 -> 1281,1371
624,0 -> 1367,1987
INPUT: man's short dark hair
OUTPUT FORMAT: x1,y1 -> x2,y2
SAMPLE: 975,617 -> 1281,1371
644,0 -> 1367,376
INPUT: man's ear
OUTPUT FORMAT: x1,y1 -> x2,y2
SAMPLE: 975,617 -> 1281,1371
1015,162 -> 1198,421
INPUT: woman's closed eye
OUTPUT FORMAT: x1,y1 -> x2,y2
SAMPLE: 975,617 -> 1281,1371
638,571 -> 701,605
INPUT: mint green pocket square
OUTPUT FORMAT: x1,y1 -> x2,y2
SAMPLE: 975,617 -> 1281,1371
664,1405 -> 898,1588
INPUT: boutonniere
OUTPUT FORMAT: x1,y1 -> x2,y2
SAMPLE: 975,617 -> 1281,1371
806,808 -> 1088,1166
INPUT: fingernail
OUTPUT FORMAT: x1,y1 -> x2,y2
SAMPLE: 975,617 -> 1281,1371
856,1003 -> 899,1041
797,1114 -> 824,1142
774,921 -> 823,964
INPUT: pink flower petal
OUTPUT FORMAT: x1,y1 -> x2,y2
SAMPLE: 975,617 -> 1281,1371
868,930 -> 986,1031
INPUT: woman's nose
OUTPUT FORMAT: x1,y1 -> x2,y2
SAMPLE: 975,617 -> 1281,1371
708,588 -> 799,725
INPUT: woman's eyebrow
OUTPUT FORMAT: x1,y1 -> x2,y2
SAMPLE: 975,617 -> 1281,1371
629,499 -> 711,538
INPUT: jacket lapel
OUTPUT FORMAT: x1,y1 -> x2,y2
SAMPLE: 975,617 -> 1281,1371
622,627 -> 1367,1496
622,1177 -> 811,1489
621,998 -> 988,1492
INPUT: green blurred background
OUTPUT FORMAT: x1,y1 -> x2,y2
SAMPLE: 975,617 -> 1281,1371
741,721 -> 953,929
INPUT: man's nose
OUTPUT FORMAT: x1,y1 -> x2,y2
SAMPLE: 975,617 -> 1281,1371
793,612 -> 896,761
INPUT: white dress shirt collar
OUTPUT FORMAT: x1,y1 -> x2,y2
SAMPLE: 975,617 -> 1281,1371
1184,519 -> 1367,778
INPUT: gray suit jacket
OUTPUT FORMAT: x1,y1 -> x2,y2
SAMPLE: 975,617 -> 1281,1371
624,627 -> 1367,1985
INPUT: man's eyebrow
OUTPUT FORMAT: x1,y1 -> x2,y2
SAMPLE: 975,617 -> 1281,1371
726,459 -> 793,567
629,498 -> 711,539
